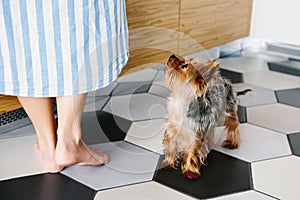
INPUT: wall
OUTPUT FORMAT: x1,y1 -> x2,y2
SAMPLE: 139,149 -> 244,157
251,0 -> 300,46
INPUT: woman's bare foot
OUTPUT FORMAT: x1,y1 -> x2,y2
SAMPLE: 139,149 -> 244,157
34,139 -> 64,173
55,136 -> 109,167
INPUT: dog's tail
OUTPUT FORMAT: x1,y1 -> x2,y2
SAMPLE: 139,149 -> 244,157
237,89 -> 252,96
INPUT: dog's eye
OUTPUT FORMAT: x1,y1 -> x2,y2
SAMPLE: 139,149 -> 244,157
181,64 -> 188,70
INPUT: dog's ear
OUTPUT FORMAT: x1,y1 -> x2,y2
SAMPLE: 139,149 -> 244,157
192,72 -> 206,96
198,58 -> 220,83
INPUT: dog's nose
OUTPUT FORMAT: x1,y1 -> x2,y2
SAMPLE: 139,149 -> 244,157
169,55 -> 178,61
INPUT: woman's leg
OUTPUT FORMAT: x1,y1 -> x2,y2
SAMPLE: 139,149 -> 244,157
55,93 -> 109,166
17,97 -> 63,172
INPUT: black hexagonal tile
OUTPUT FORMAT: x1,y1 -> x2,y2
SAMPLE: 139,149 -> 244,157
220,69 -> 243,83
154,150 -> 251,199
268,60 -> 300,76
112,82 -> 152,96
81,111 -> 132,145
276,88 -> 300,108
0,173 -> 95,200
237,105 -> 247,123
288,133 -> 300,157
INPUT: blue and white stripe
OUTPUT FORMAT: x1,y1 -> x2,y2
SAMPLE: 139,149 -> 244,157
0,0 -> 129,97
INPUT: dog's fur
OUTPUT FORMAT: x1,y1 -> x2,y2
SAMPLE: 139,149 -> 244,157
163,55 -> 242,179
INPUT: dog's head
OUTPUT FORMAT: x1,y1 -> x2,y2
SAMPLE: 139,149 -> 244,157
164,55 -> 220,99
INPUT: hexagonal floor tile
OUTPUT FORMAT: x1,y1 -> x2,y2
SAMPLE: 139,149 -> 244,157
0,135 -> 46,181
81,111 -> 132,145
237,105 -> 247,123
84,96 -> 110,112
208,190 -> 277,200
117,68 -> 158,83
252,155 -> 300,200
233,83 -> 277,107
153,69 -> 165,81
0,173 -> 95,200
94,181 -> 195,200
220,69 -> 243,83
276,88 -> 300,108
103,94 -> 167,121
220,56 -> 269,73
288,133 -> 300,157
62,141 -> 160,190
153,64 -> 165,71
148,81 -> 171,98
268,59 -> 300,76
247,103 -> 300,134
243,70 -> 300,90
89,82 -> 117,96
112,82 -> 152,96
213,123 -> 291,162
154,151 -> 251,199
0,123 -> 35,139
125,118 -> 165,154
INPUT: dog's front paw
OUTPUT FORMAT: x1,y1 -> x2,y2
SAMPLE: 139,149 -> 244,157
181,160 -> 201,179
162,158 -> 179,169
221,139 -> 239,149
182,167 -> 200,179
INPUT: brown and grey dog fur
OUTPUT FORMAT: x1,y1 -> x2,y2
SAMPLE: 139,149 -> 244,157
163,55 -> 245,179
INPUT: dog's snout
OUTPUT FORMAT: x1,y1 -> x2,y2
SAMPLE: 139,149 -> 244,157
168,55 -> 179,64
169,55 -> 177,60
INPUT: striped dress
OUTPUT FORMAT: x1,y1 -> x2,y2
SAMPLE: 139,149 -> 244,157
0,0 -> 129,97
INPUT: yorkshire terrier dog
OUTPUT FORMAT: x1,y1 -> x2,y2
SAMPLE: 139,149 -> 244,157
163,55 -> 249,179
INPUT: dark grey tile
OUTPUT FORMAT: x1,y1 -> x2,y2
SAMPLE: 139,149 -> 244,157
112,82 -> 152,96
92,82 -> 118,96
276,88 -> 300,108
0,108 -> 31,136
0,173 -> 95,200
154,151 -> 251,199
238,105 -> 247,123
288,133 -> 300,157
220,69 -> 243,83
268,60 -> 300,76
81,111 -> 132,145
84,96 -> 110,112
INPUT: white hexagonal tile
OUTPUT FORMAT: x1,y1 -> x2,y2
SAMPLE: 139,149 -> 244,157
95,181 -> 195,200
117,68 -> 158,83
219,56 -> 269,73
243,70 -> 300,90
62,141 -> 160,190
0,135 -> 46,181
247,104 -> 300,134
103,93 -> 167,121
252,156 -> 300,200
153,70 -> 165,82
125,118 -> 165,154
149,81 -> 171,98
233,83 -> 277,107
213,123 -> 291,162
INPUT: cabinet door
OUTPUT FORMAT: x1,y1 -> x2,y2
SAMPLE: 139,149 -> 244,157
179,0 -> 252,56
0,95 -> 21,114
123,0 -> 180,75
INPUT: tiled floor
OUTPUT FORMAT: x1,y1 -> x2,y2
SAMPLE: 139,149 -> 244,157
1,48 -> 300,200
